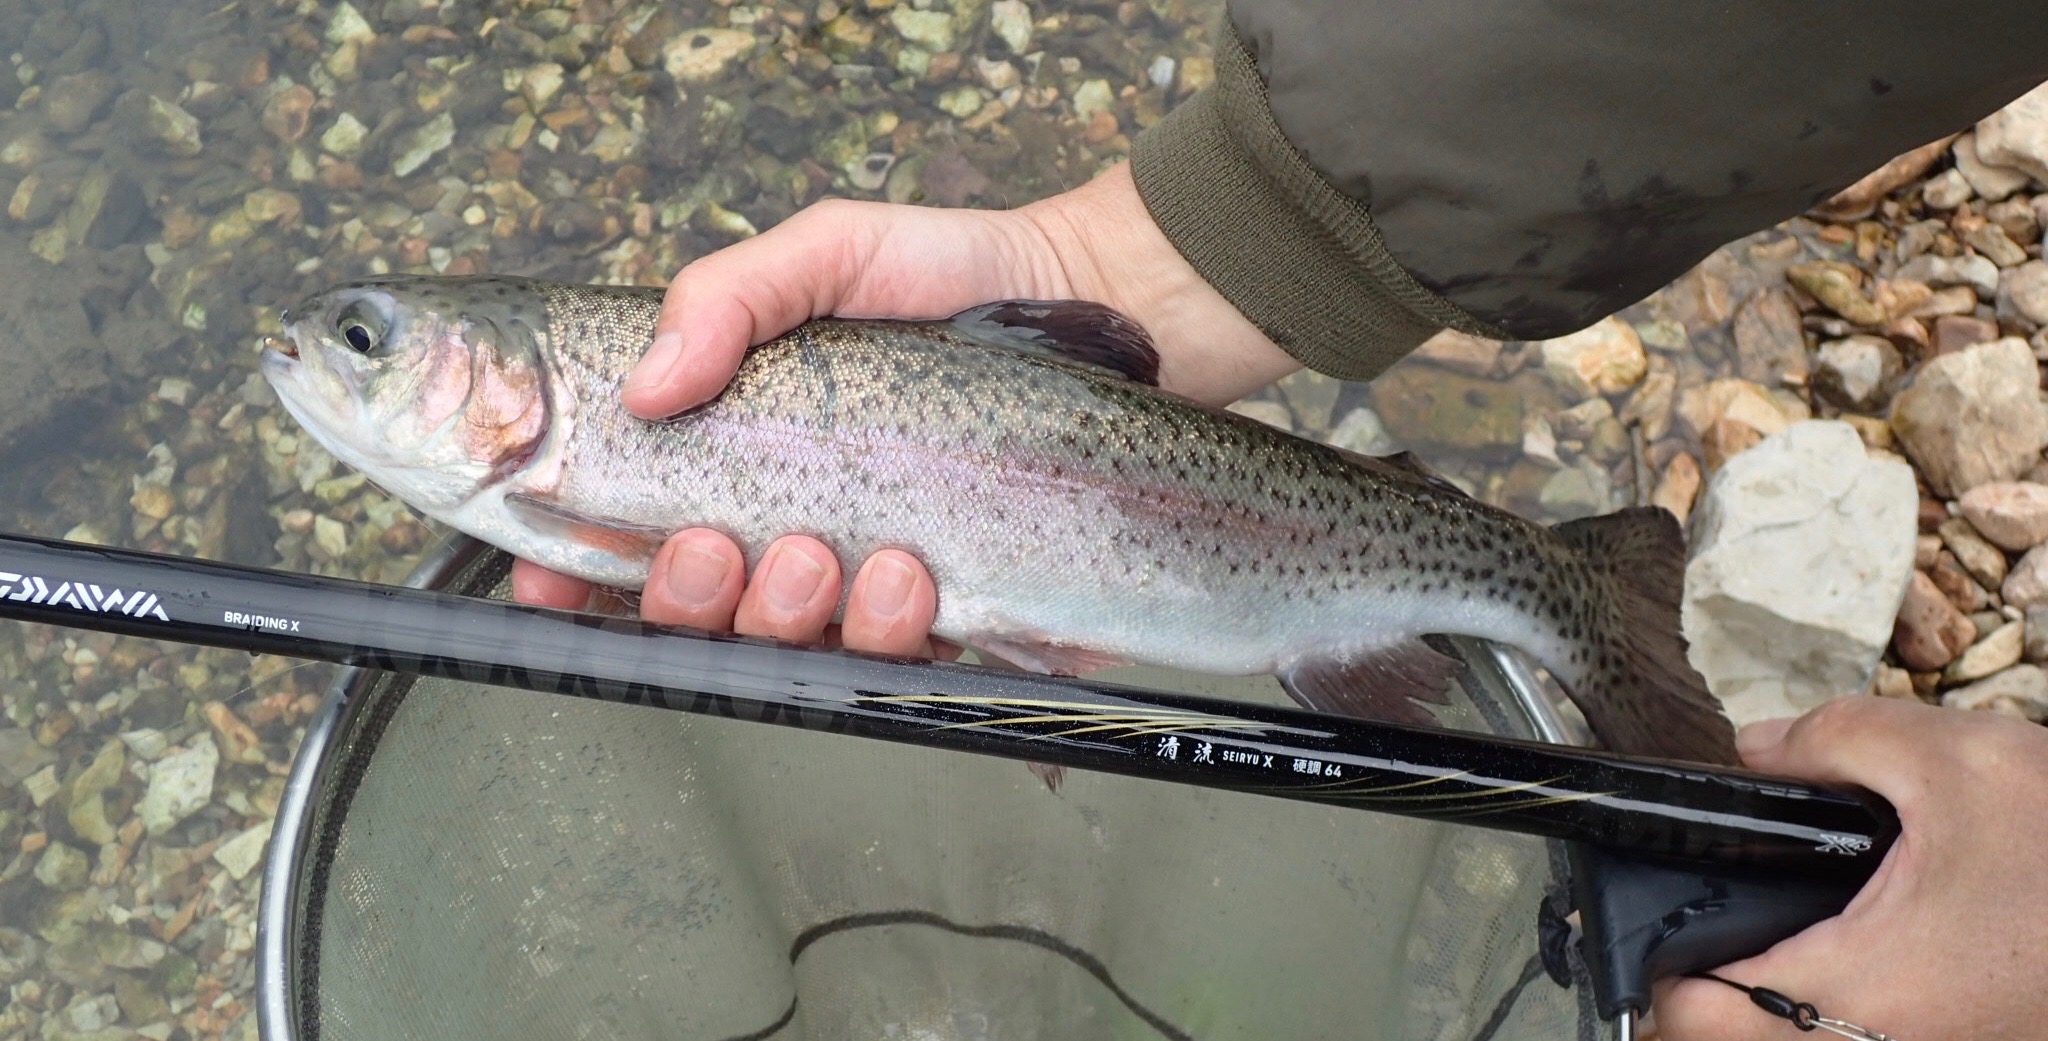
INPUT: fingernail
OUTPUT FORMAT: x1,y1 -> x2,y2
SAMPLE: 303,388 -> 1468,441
665,544 -> 732,608
762,546 -> 827,614
1736,717 -> 1794,758
624,331 -> 685,394
864,556 -> 916,618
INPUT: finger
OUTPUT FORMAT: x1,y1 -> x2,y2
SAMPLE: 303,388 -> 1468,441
732,536 -> 843,643
1734,696 -> 1967,810
621,203 -> 879,418
638,529 -> 747,630
510,557 -> 594,609
840,550 -> 940,656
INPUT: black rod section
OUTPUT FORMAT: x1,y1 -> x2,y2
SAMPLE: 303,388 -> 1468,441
0,532 -> 1893,882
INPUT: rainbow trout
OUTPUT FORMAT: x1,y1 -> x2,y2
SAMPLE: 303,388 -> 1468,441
262,275 -> 1736,764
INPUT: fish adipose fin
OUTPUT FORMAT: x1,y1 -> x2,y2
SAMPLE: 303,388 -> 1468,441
504,493 -> 670,575
1554,507 -> 1740,765
946,300 -> 1160,385
1279,639 -> 1460,727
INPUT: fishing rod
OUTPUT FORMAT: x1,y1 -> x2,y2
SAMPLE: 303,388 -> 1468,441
0,530 -> 1898,1017
0,530 -> 1891,878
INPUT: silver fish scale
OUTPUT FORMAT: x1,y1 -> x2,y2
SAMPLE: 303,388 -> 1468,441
528,283 -> 1608,679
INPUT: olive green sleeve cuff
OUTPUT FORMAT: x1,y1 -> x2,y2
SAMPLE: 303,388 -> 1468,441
1129,26 -> 1505,381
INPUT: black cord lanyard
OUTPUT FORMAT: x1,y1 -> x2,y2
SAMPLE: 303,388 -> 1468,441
1687,973 -> 1899,1040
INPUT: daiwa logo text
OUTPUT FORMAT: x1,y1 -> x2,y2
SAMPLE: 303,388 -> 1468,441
0,571 -> 171,621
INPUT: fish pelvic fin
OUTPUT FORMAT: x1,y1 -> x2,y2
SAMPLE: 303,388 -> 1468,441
1554,507 -> 1739,765
1279,639 -> 1460,727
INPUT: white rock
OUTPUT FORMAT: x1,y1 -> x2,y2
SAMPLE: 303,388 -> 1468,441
1889,337 -> 2048,497
662,28 -> 756,84
1072,79 -> 1115,121
65,993 -> 121,1033
2004,544 -> 2048,610
137,736 -> 218,836
324,2 -> 376,46
1958,481 -> 2048,551
320,112 -> 368,157
2006,260 -> 2048,327
1953,131 -> 2035,202
389,112 -> 454,178
1329,406 -> 1399,456
1920,168 -> 1974,210
518,63 -> 565,111
990,0 -> 1033,54
888,8 -> 956,52
1682,421 -> 1918,725
1975,81 -> 2048,185
1896,252 -> 2001,298
212,820 -> 274,881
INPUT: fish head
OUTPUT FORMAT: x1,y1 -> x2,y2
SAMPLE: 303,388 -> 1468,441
262,277 -> 550,512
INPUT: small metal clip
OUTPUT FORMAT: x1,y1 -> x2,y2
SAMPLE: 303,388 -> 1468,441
1805,1013 -> 1898,1041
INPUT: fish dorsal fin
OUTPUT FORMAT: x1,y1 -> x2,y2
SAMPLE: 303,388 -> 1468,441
946,300 -> 1161,385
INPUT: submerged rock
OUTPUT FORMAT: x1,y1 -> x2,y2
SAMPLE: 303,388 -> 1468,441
1682,421 -> 1918,725
136,736 -> 218,837
1538,316 -> 1646,399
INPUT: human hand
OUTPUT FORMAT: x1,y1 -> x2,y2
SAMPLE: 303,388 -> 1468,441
1652,697 -> 2048,1040
513,162 -> 1299,650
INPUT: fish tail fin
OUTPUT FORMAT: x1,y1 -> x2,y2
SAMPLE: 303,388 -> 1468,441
1554,507 -> 1739,765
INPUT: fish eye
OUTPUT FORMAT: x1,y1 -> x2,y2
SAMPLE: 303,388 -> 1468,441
336,303 -> 384,355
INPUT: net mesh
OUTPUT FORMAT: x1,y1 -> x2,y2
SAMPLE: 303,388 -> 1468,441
267,547 -> 1606,1041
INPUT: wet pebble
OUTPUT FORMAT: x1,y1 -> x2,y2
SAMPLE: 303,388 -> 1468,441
1538,316 -> 1646,399
1896,252 -> 2000,297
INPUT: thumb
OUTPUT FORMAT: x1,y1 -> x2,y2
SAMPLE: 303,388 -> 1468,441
620,201 -> 882,419
1733,696 -> 1947,801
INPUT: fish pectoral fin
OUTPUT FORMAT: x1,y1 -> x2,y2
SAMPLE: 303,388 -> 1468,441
967,635 -> 1130,677
1279,639 -> 1461,726
503,493 -> 670,570
945,300 -> 1160,385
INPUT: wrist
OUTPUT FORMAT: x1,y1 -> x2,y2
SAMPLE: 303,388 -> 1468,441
1014,163 -> 1299,405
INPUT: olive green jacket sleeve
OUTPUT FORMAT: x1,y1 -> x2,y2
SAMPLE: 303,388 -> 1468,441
1132,5 -> 2048,380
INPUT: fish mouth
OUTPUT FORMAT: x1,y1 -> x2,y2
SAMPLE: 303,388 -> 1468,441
261,334 -> 299,360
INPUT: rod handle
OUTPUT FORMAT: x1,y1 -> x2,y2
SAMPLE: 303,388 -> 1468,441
1565,843 -> 1863,1020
